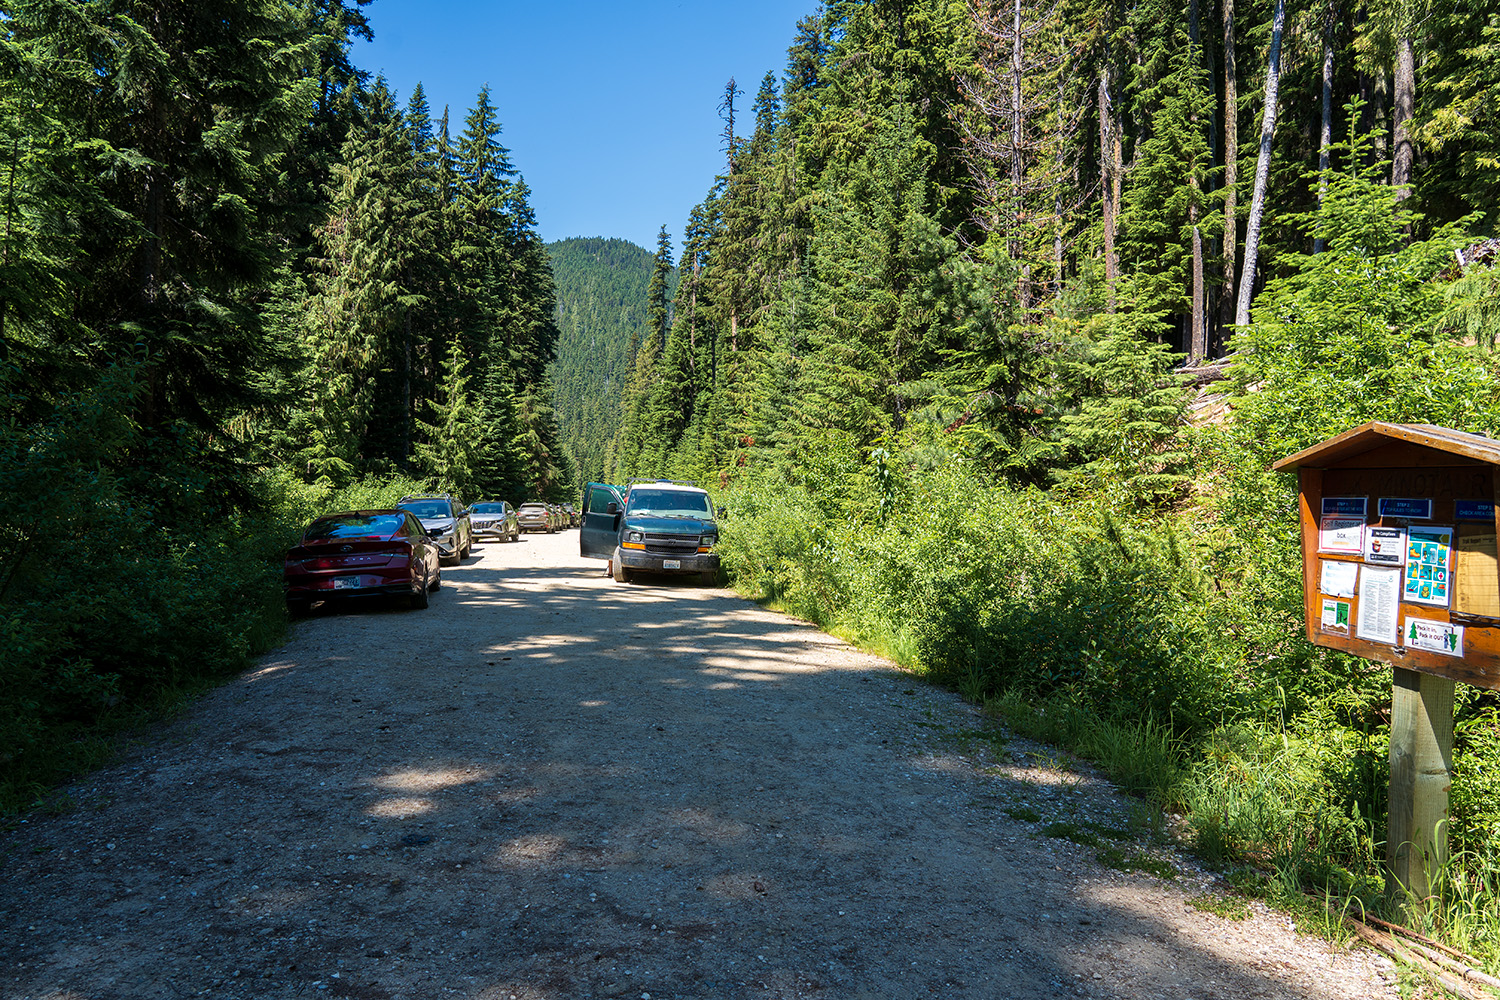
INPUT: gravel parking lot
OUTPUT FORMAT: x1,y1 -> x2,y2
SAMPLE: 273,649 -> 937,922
0,531 -> 1398,999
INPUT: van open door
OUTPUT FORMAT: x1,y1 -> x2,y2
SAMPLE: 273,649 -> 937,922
579,482 -> 623,560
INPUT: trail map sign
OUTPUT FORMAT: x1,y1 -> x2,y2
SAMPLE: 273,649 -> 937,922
1274,422 -> 1500,906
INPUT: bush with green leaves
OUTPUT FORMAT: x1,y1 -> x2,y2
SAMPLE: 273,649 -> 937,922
0,359 -> 436,812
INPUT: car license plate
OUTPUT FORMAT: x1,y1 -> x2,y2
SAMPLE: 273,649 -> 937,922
663,559 -> 681,570
332,576 -> 360,590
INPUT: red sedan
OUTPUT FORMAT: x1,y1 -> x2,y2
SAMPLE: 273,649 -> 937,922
284,510 -> 442,614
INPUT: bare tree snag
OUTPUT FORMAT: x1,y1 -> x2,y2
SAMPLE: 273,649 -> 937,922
1100,70 -> 1119,312
1220,0 -> 1238,329
1234,0 -> 1285,328
1315,0 -> 1336,254
1392,31 -> 1415,204
1189,0 -> 1208,362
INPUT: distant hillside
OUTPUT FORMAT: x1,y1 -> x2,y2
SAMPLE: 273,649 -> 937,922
547,237 -> 656,484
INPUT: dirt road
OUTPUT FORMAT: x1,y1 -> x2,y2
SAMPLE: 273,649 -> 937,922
1,531 -> 1396,999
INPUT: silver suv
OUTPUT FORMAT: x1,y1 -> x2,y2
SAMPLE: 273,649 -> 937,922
396,495 -> 473,564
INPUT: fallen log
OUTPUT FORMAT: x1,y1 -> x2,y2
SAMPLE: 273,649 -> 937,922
1344,916 -> 1500,999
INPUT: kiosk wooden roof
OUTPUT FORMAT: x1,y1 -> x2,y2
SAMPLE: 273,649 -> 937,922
1274,421 -> 1500,472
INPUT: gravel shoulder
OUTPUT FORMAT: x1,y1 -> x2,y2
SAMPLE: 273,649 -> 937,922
0,532 -> 1399,999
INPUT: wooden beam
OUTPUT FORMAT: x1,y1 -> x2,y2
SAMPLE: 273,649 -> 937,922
1386,665 -> 1456,907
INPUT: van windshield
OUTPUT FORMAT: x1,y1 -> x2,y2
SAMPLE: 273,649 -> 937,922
626,489 -> 711,518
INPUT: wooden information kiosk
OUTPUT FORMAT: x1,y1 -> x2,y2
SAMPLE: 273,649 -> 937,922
1274,422 -> 1500,904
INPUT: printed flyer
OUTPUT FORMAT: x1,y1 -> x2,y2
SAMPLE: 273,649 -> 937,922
1321,598 -> 1351,635
1319,559 -> 1359,599
1364,525 -> 1406,566
1404,617 -> 1463,657
1404,526 -> 1455,608
1357,566 -> 1402,644
1318,517 -> 1365,555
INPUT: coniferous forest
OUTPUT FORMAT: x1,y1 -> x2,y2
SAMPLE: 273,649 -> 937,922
5,0 -> 1500,961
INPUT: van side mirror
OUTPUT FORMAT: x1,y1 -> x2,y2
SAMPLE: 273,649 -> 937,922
606,502 -> 619,515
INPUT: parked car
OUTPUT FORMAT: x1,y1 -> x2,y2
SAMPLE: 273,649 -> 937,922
516,502 -> 554,533
284,510 -> 441,613
562,503 -> 579,527
469,501 -> 520,542
396,494 -> 472,564
580,480 -> 719,585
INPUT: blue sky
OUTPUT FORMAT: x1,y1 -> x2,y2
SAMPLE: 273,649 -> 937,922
352,1 -> 817,255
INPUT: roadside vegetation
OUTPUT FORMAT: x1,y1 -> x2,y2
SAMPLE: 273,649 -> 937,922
712,166 -> 1500,959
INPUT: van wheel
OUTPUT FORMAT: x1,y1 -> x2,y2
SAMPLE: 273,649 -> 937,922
612,549 -> 632,584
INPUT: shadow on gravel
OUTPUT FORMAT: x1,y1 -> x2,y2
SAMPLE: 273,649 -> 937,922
0,543 -> 1355,1000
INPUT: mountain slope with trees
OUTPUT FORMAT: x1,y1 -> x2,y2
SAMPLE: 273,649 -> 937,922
547,237 -> 661,484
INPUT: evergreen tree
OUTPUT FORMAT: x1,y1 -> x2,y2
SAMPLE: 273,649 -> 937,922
5,0 -> 320,458
415,333 -> 484,496
645,225 -> 675,364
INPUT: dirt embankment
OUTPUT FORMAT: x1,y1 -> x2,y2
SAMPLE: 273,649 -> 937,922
0,532 -> 1397,999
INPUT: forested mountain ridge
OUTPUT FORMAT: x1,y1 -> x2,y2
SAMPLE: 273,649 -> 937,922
547,237 -> 661,484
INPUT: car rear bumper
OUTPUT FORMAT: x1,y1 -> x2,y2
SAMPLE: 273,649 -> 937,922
285,571 -> 417,601
616,550 -> 720,574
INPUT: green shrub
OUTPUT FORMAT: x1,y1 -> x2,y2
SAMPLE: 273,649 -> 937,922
0,362 -> 435,812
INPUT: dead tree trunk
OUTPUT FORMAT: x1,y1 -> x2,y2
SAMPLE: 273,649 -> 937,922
1189,0 -> 1208,362
1100,70 -> 1120,312
1392,31 -> 1415,204
1314,0 -> 1336,254
1220,0 -> 1238,330
1234,0 -> 1285,327
1011,0 -> 1031,312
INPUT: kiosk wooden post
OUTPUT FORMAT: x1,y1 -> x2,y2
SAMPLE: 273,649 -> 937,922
1275,423 -> 1500,906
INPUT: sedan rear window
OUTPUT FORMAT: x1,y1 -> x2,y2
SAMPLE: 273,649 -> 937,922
304,514 -> 404,540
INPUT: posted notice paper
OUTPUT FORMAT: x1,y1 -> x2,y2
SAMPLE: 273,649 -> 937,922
1319,517 -> 1365,554
1404,617 -> 1464,657
1321,598 -> 1351,635
1364,525 -> 1406,566
1356,566 -> 1402,645
1319,559 -> 1359,598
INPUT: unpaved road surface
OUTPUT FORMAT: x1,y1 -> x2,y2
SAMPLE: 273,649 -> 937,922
1,532 -> 1397,999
